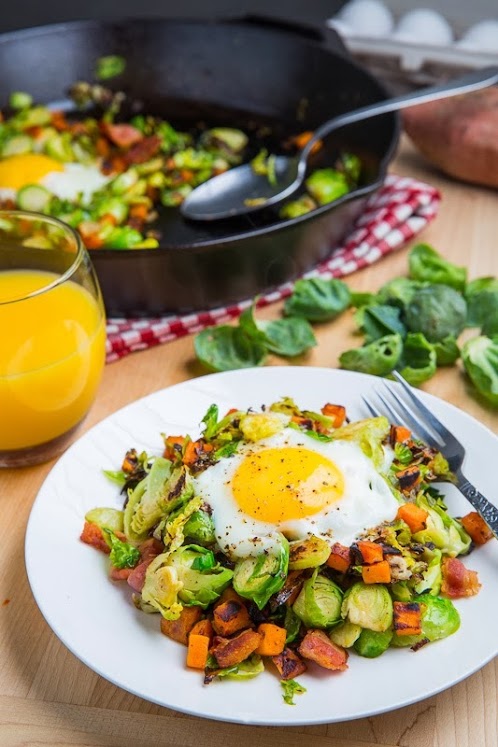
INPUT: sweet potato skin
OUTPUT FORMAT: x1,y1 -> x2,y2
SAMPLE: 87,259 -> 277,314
298,629 -> 348,671
403,88 -> 498,188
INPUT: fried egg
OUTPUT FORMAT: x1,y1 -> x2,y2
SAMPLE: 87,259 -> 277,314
0,154 -> 109,202
194,427 -> 398,559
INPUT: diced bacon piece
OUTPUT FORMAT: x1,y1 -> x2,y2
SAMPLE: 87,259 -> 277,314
104,123 -> 143,148
125,135 -> 162,164
80,521 -> 110,554
441,557 -> 481,598
298,629 -> 348,671
110,566 -> 132,581
271,647 -> 307,680
211,629 -> 262,669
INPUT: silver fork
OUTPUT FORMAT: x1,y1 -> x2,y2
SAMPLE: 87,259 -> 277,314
363,370 -> 498,538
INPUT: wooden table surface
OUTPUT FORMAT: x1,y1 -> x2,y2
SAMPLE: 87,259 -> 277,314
2,137 -> 497,747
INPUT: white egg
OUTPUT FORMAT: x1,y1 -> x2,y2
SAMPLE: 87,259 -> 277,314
456,20 -> 498,52
42,163 -> 110,202
392,9 -> 454,45
194,427 -> 398,559
333,0 -> 394,37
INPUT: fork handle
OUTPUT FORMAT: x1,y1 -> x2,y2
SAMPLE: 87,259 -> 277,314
457,471 -> 498,539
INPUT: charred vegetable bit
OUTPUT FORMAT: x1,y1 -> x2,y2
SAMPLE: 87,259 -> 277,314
81,396 -> 488,701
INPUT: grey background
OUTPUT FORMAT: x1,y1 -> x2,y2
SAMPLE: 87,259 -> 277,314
0,0 -> 494,35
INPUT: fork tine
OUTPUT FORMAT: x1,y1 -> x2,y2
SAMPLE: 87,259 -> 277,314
379,385 -> 442,448
362,398 -> 380,419
391,371 -> 452,441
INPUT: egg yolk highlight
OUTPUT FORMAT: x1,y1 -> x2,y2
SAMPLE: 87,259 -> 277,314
231,446 -> 345,523
0,154 -> 63,189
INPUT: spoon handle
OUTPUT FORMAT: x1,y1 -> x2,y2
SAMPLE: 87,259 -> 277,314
302,66 -> 498,161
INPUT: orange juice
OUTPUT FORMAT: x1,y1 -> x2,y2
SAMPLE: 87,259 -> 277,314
0,269 -> 106,451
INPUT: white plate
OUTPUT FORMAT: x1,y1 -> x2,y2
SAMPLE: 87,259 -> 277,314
25,367 -> 498,726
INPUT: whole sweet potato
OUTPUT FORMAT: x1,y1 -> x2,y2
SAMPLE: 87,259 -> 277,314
403,87 -> 498,188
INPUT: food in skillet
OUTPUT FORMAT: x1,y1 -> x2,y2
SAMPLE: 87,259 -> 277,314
80,398 -> 491,699
0,62 -> 362,250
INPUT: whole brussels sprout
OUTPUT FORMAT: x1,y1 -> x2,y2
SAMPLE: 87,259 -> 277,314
404,285 -> 467,343
293,569 -> 343,628
341,582 -> 393,632
288,535 -> 332,570
354,628 -> 393,658
233,535 -> 289,609
183,510 -> 216,546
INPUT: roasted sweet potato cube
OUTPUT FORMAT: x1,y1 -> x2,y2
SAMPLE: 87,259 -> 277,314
326,542 -> 351,573
393,601 -> 423,637
460,512 -> 493,545
361,560 -> 391,584
271,647 -> 307,680
212,599 -> 252,636
189,618 -> 214,642
356,540 -> 384,564
211,629 -> 262,669
160,606 -> 203,645
321,403 -> 346,427
298,629 -> 348,671
389,424 -> 411,445
396,465 -> 421,492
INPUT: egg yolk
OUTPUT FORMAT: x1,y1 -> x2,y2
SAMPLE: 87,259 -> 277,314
231,446 -> 345,523
0,154 -> 63,190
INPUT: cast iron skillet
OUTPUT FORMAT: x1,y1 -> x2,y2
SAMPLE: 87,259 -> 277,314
0,15 -> 400,315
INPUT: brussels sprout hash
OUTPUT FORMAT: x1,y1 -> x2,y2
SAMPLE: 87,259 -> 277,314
0,76 -> 362,250
80,399 -> 491,700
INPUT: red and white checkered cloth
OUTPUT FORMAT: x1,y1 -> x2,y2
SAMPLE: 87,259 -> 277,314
106,174 -> 441,363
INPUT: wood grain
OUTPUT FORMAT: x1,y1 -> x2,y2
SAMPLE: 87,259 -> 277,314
1,136 -> 497,747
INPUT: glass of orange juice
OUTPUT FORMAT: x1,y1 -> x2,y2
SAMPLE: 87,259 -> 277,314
0,210 -> 106,467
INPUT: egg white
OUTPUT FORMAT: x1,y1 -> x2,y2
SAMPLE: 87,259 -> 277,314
194,427 -> 399,559
0,163 -> 109,203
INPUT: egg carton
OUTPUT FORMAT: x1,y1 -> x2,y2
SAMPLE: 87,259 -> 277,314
327,1 -> 498,89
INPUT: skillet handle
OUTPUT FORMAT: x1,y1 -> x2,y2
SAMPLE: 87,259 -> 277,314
219,13 -> 349,56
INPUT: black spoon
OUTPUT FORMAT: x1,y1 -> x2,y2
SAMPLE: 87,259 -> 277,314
181,67 -> 498,222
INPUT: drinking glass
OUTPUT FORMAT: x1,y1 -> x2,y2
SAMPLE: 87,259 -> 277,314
0,211 -> 106,467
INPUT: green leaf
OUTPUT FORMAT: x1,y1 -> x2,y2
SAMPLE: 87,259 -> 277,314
283,277 -> 351,322
409,244 -> 467,291
394,443 -> 413,465
191,550 -> 216,572
239,305 -> 316,356
103,529 -> 140,570
201,404 -> 219,440
434,336 -> 460,366
355,304 -> 406,343
465,278 -> 498,329
462,335 -> 498,406
194,326 -> 267,372
350,291 -> 377,308
339,334 -> 403,376
399,332 -> 437,385
103,469 -> 127,486
376,276 -> 427,309
281,679 -> 307,706
95,55 -> 126,81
